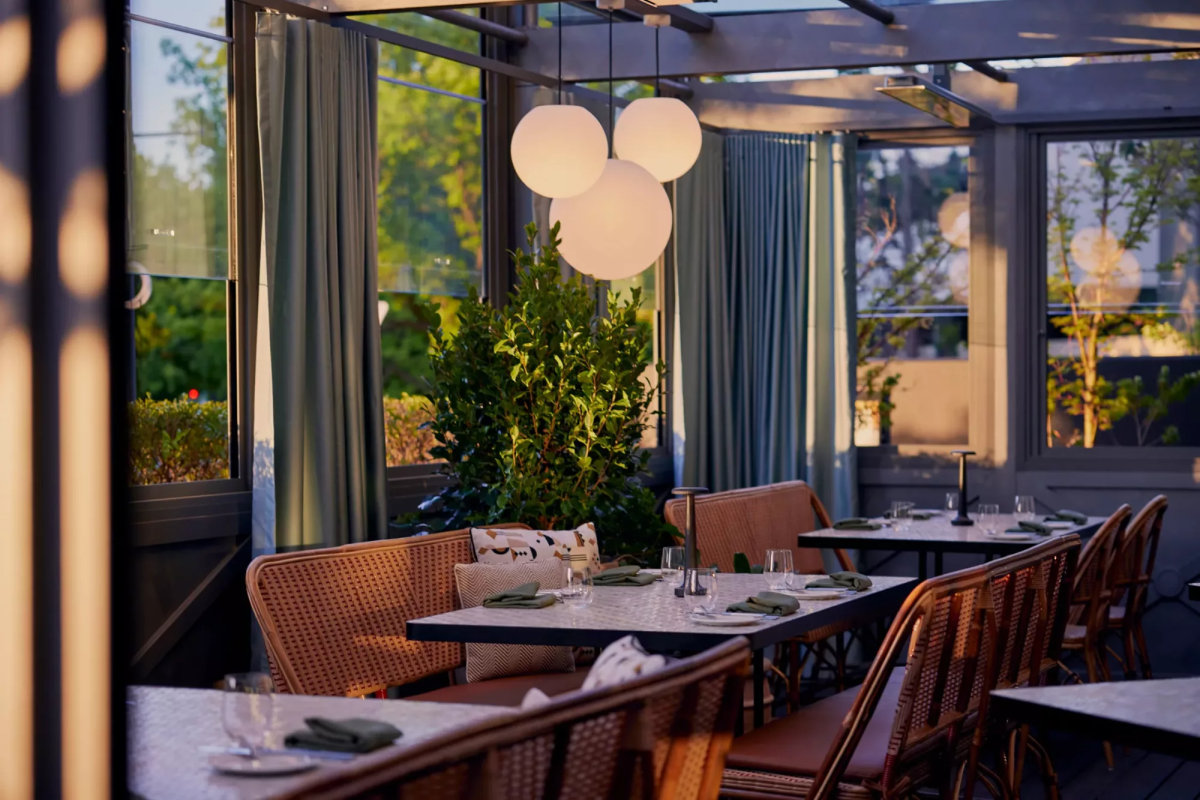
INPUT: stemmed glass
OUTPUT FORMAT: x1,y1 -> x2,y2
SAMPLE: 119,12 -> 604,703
979,503 -> 1001,535
661,546 -> 685,592
945,493 -> 959,514
222,672 -> 275,758
1014,496 -> 1037,522
764,549 -> 793,592
687,568 -> 718,614
562,554 -> 593,609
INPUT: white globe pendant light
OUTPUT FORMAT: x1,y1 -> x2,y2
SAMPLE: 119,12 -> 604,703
614,96 -> 702,182
550,158 -> 673,281
511,105 -> 608,199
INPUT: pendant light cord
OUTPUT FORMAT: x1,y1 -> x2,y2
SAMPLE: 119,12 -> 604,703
608,8 -> 614,158
655,27 -> 661,98
556,2 -> 563,104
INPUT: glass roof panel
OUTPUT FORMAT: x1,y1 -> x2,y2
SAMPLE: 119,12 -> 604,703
699,0 -> 1003,16
130,0 -> 226,36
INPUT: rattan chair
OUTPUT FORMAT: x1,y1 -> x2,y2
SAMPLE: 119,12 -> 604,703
245,524 -> 589,703
964,536 -> 1080,800
1106,495 -> 1167,681
280,637 -> 751,800
720,560 -> 998,800
665,481 -> 860,708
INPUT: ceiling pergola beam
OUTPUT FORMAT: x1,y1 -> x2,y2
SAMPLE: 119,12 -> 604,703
836,0 -> 894,26
621,0 -> 714,33
421,10 -> 529,46
963,60 -> 1009,83
516,0 -> 1200,82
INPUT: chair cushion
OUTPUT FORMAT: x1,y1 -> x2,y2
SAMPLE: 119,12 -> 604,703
453,561 -> 574,682
1062,624 -> 1086,643
470,523 -> 602,573
1108,605 -> 1126,623
725,668 -> 903,782
582,635 -> 671,691
413,668 -> 591,707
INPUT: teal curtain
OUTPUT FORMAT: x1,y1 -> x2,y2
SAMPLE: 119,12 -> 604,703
676,131 -> 858,519
252,13 -> 387,551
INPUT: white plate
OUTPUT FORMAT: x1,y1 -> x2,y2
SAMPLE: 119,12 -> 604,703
984,532 -> 1035,541
785,588 -> 848,600
688,612 -> 763,627
208,753 -> 318,776
1044,521 -> 1075,530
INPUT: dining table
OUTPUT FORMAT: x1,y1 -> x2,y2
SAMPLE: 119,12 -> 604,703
990,679 -> 1200,762
796,513 -> 1105,579
405,573 -> 917,730
127,686 -> 513,800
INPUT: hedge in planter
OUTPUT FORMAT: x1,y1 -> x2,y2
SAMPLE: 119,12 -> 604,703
422,222 -> 677,557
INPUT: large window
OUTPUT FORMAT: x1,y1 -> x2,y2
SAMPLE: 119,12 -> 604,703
370,16 -> 484,466
855,144 -> 970,447
611,262 -> 664,449
126,3 -> 231,485
1044,135 -> 1200,449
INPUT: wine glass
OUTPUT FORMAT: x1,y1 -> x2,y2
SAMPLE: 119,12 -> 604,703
562,555 -> 593,610
764,549 -> 793,592
687,568 -> 718,614
661,546 -> 685,591
1014,496 -> 1037,522
979,503 -> 1001,535
945,493 -> 959,514
222,672 -> 275,757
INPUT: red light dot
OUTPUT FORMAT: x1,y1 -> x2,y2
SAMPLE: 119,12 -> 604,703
188,389 -> 199,400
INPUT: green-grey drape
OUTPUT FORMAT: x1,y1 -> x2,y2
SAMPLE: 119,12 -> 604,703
252,13 -> 387,550
676,131 -> 858,520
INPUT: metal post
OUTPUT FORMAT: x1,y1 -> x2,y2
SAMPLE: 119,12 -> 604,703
951,449 -> 976,526
672,487 -> 708,597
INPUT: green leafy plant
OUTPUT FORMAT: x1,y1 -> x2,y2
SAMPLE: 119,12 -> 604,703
1111,366 -> 1200,447
421,222 -> 677,557
128,397 -> 229,484
383,394 -> 440,466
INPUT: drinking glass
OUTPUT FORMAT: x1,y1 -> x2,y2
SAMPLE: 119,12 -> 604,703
686,568 -> 718,614
1014,496 -> 1037,522
562,556 -> 593,609
979,503 -> 1001,535
764,549 -> 793,592
945,493 -> 959,514
661,546 -> 685,591
222,672 -> 275,757
890,501 -> 914,531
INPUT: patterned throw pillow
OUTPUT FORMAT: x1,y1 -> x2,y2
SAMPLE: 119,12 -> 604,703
470,523 -> 602,573
581,635 -> 671,692
453,561 -> 575,683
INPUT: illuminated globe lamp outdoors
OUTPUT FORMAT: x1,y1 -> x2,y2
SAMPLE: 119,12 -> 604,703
510,105 -> 608,199
549,159 -> 673,281
613,96 -> 702,183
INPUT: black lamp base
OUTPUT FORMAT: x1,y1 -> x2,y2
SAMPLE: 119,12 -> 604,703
950,513 -> 974,526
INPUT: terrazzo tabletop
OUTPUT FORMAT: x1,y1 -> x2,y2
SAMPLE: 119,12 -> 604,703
406,573 -> 916,652
127,686 -> 512,800
797,514 -> 1104,555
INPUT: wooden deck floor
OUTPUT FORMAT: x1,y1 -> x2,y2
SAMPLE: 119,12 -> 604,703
1015,731 -> 1200,800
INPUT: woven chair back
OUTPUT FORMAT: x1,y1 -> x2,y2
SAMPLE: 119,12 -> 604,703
283,638 -> 751,800
245,524 -> 530,697
1110,495 -> 1167,623
663,481 -> 851,575
1066,506 -> 1130,632
807,563 -> 993,800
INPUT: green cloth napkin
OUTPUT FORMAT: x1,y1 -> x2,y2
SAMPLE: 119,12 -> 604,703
1017,520 -> 1053,536
806,571 -> 873,592
832,517 -> 882,531
1046,509 -> 1088,525
482,582 -> 556,609
911,510 -> 937,521
726,591 -> 800,616
592,566 -> 657,586
285,717 -> 401,754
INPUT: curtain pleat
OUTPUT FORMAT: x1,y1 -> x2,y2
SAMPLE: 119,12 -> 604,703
676,130 -> 858,517
253,13 -> 387,551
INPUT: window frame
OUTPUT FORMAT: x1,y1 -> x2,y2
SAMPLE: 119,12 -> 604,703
125,5 -> 244,499
1018,120 -> 1200,471
855,131 -> 982,460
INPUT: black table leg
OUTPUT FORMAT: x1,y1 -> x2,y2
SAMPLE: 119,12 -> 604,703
934,550 -> 944,576
918,550 -> 928,582
753,648 -> 765,730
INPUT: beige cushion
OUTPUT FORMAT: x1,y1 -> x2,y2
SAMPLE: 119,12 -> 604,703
582,635 -> 670,692
453,561 -> 575,683
414,668 -> 591,706
471,523 -> 602,573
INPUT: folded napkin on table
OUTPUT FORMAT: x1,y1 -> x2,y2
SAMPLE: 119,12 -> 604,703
910,510 -> 937,520
1006,520 -> 1053,536
482,582 -> 557,609
1045,509 -> 1088,525
726,591 -> 800,616
285,717 -> 401,754
592,566 -> 657,586
832,518 -> 882,531
806,571 -> 873,592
